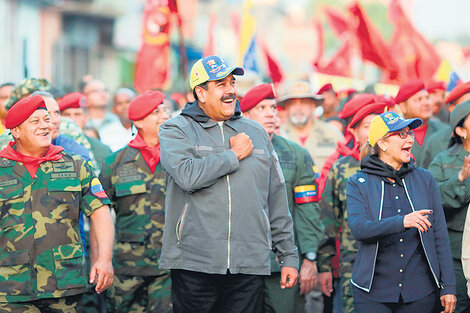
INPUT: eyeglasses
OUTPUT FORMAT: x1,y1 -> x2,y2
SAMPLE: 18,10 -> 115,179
386,129 -> 415,139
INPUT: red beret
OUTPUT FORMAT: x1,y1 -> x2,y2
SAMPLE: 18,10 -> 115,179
394,79 -> 425,104
445,81 -> 470,104
128,90 -> 165,121
317,83 -> 335,95
349,101 -> 389,128
338,88 -> 357,97
337,93 -> 376,119
58,92 -> 86,112
5,95 -> 47,129
426,81 -> 446,93
240,84 -> 276,113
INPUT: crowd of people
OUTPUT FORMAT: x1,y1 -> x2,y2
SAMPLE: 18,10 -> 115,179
0,53 -> 469,313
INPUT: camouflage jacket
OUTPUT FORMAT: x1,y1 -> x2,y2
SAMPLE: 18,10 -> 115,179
0,152 -> 110,302
317,155 -> 360,274
100,146 -> 166,276
271,134 -> 323,272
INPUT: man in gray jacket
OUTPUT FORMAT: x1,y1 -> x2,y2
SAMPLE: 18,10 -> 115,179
159,55 -> 299,313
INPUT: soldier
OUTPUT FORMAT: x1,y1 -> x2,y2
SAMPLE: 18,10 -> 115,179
0,95 -> 114,312
422,82 -> 470,168
427,81 -> 448,124
279,80 -> 344,171
241,84 -> 323,313
58,92 -> 112,171
394,79 -> 449,167
317,83 -> 343,133
100,90 -> 171,312
317,101 -> 389,313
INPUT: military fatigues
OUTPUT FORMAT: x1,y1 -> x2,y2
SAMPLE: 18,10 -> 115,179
421,127 -> 452,169
428,144 -> 470,313
411,119 -> 449,168
100,146 -> 171,313
282,119 -> 344,170
265,134 -> 323,313
317,155 -> 361,313
0,152 -> 110,311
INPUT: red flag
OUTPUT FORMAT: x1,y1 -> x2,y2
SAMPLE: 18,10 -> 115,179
387,0 -> 441,83
313,19 -> 324,67
260,41 -> 283,84
316,38 -> 352,77
348,2 -> 399,79
135,0 -> 173,93
204,14 -> 217,57
324,6 -> 349,38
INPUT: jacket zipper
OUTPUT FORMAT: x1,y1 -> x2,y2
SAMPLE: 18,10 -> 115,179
402,179 -> 441,289
176,203 -> 189,244
218,123 -> 232,269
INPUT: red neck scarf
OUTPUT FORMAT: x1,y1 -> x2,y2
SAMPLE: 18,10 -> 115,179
0,142 -> 64,178
128,134 -> 160,173
413,123 -> 428,146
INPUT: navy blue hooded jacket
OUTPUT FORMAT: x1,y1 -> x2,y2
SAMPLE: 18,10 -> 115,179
347,164 -> 456,297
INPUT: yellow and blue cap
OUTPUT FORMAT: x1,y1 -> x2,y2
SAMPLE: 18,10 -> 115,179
368,111 -> 422,147
189,55 -> 244,90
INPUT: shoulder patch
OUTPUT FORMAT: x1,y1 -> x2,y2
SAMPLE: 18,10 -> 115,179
358,177 -> 366,183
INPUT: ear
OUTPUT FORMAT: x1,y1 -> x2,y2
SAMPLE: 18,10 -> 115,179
455,126 -> 467,139
10,127 -> 19,140
195,86 -> 207,103
349,127 -> 358,142
133,119 -> 143,130
398,102 -> 407,116
376,138 -> 388,152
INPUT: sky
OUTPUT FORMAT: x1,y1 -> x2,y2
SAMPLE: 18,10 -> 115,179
412,0 -> 470,42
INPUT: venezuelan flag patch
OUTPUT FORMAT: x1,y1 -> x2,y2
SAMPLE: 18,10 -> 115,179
312,165 -> 320,179
91,178 -> 108,199
294,185 -> 317,204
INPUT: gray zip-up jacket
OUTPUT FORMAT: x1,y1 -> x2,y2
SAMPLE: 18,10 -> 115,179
158,101 -> 298,275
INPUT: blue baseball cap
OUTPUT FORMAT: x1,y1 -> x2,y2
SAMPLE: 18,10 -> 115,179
189,55 -> 244,90
368,111 -> 423,146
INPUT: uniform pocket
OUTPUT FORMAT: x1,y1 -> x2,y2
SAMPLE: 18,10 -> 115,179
0,249 -> 31,295
53,243 -> 86,290
47,179 -> 81,218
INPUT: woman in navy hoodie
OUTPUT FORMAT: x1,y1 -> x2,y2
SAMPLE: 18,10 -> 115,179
347,111 -> 456,313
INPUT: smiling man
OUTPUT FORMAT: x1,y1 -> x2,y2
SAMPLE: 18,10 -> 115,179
0,95 -> 114,312
159,56 -> 299,313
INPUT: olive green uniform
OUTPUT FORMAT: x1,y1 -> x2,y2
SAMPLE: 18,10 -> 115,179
429,144 -> 470,313
317,155 -> 361,313
100,146 -> 171,313
0,152 -> 110,311
412,119 -> 449,168
421,127 -> 452,169
265,134 -> 323,313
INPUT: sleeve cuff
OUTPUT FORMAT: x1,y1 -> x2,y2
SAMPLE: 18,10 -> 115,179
278,253 -> 300,270
223,150 -> 240,172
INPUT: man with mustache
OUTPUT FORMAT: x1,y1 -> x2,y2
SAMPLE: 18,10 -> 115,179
159,55 -> 299,313
280,81 -> 344,171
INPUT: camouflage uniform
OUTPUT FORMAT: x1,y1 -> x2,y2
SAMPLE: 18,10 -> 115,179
428,144 -> 470,313
265,134 -> 323,313
317,155 -> 361,313
100,146 -> 171,313
0,152 -> 110,311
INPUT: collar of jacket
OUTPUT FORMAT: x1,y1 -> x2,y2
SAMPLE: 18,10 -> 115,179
181,100 -> 242,130
447,143 -> 467,157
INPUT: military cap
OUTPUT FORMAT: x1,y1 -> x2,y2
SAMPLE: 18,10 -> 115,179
348,101 -> 389,128
5,95 -> 47,129
240,84 -> 276,113
445,81 -> 470,104
58,92 -> 86,112
128,90 -> 165,121
337,93 -> 376,119
317,83 -> 336,95
426,81 -> 446,93
394,79 -> 425,104
5,78 -> 51,110
450,100 -> 470,131
278,81 -> 322,106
